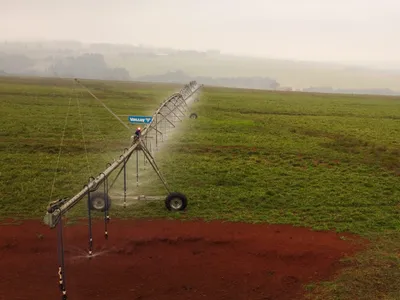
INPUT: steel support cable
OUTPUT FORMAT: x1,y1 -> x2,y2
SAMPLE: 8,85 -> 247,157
74,79 -> 131,132
108,149 -> 135,191
75,87 -> 91,177
158,111 -> 176,128
49,96 -> 72,202
161,98 -> 184,121
173,97 -> 188,117
140,93 -> 184,137
79,88 -> 114,163
77,80 -> 136,176
144,106 -> 180,136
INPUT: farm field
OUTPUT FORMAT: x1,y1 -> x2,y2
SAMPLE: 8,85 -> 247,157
0,76 -> 399,300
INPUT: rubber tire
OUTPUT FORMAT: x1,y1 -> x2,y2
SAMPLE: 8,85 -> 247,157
189,113 -> 198,119
165,192 -> 188,211
89,191 -> 112,212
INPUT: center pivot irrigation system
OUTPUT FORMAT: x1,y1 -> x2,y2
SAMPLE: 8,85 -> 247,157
44,79 -> 203,300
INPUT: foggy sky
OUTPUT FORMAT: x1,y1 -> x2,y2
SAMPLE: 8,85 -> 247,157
2,0 -> 399,63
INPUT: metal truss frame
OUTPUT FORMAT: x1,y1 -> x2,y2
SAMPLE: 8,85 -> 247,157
44,80 -> 203,229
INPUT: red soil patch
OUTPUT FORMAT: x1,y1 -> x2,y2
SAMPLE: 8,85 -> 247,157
0,219 -> 365,300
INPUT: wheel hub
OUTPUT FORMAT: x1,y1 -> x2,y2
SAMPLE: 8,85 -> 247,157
92,197 -> 105,210
170,198 -> 183,210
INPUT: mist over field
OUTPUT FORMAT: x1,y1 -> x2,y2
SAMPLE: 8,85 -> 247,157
1,0 -> 400,94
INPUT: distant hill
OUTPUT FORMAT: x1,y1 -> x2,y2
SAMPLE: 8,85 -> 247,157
1,40 -> 400,93
303,86 -> 400,96
135,70 -> 280,90
50,53 -> 131,81
107,52 -> 400,92
0,52 -> 36,74
0,51 -> 131,81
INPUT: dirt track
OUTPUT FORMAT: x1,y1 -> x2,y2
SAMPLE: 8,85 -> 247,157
0,219 -> 364,300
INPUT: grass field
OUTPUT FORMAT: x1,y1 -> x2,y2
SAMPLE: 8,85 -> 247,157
1,76 -> 400,299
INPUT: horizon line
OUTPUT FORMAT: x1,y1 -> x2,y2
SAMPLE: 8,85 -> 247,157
2,37 -> 400,68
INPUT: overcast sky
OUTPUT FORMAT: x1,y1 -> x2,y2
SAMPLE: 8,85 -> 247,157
1,0 -> 399,63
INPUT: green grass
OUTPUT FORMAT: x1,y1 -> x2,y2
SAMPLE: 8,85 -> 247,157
1,76 -> 400,299
157,89 -> 400,232
0,76 -> 181,216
